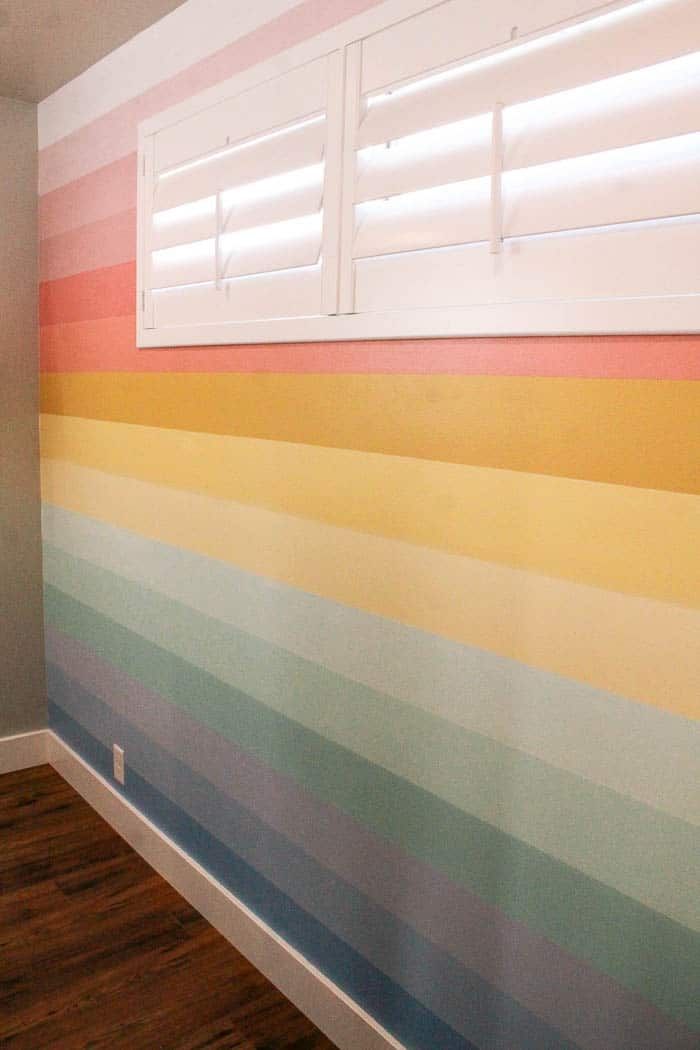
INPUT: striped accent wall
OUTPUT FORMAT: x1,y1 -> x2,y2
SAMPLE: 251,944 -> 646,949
39,2 -> 700,1048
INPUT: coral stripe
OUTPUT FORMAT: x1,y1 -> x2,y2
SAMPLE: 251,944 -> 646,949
41,458 -> 700,719
40,314 -> 700,378
40,262 -> 135,326
40,371 -> 700,493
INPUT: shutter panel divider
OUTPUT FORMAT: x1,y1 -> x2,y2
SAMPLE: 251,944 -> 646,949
338,41 -> 363,314
215,190 -> 223,290
490,102 -> 504,254
139,137 -> 156,329
320,50 -> 347,316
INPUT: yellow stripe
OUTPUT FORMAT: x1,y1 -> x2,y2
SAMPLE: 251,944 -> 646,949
40,372 -> 700,494
41,414 -> 700,608
41,458 -> 700,720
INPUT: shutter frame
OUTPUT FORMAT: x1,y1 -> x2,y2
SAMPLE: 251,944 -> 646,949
137,0 -> 700,347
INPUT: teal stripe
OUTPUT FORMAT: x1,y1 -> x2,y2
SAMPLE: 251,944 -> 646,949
42,541 -> 700,931
47,664 -> 582,1050
42,503 -> 700,829
43,581 -> 700,1028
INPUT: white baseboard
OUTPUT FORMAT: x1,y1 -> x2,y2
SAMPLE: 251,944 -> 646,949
0,729 -> 49,774
47,731 -> 404,1050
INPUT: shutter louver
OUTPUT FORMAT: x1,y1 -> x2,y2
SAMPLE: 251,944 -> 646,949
143,54 -> 342,330
347,0 -> 700,316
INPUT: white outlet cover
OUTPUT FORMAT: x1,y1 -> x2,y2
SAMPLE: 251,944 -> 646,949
113,744 -> 125,785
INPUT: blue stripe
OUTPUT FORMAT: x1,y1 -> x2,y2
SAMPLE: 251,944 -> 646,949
47,663 -> 580,1050
49,699 -> 480,1050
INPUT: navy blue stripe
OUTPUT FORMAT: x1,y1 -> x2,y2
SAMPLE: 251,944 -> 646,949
47,663 -> 580,1050
49,700 -> 479,1050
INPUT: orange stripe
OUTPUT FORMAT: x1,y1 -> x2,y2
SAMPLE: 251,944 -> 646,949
41,412 -> 700,607
40,371 -> 700,492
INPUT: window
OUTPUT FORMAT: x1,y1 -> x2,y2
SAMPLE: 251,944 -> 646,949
141,54 -> 344,332
137,0 -> 700,345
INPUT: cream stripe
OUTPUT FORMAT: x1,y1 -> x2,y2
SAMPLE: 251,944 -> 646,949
40,414 -> 700,608
41,458 -> 700,719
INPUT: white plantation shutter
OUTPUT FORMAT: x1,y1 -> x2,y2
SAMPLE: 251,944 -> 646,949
137,0 -> 700,345
345,0 -> 700,317
141,53 -> 344,330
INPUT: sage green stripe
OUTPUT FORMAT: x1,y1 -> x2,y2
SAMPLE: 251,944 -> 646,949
42,542 -> 699,930
43,503 -> 700,830
44,582 -> 700,1028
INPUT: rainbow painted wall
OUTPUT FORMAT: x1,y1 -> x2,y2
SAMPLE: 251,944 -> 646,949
39,2 -> 700,1048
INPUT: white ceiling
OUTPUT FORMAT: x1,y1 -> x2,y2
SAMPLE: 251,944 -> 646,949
0,0 -> 188,102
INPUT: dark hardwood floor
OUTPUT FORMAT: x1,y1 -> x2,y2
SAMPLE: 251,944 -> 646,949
0,765 -> 338,1050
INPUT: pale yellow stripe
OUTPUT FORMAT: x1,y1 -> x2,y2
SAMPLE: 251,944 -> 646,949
40,414 -> 700,608
41,458 -> 700,720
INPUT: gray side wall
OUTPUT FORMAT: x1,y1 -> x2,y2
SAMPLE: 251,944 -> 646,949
0,97 -> 45,735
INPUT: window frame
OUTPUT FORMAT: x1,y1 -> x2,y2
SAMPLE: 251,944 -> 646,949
137,0 -> 699,347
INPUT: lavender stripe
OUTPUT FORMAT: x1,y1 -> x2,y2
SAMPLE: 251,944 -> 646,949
46,625 -> 698,1050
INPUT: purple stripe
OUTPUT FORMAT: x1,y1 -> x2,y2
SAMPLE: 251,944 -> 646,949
46,625 -> 699,1050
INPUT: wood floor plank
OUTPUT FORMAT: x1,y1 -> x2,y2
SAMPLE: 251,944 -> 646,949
0,765 -> 338,1050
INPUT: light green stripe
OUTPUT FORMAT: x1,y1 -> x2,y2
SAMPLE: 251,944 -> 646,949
42,502 -> 700,829
42,542 -> 699,930
44,581 -> 700,1028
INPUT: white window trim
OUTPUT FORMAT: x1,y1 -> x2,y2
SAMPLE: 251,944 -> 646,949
137,0 -> 700,346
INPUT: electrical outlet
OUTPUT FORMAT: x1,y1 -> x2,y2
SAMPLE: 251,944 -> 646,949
113,744 -> 125,785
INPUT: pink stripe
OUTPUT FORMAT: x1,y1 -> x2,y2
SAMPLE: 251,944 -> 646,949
39,0 -> 383,196
40,209 -> 136,282
40,263 -> 135,327
40,154 -> 137,240
39,314 -> 700,377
